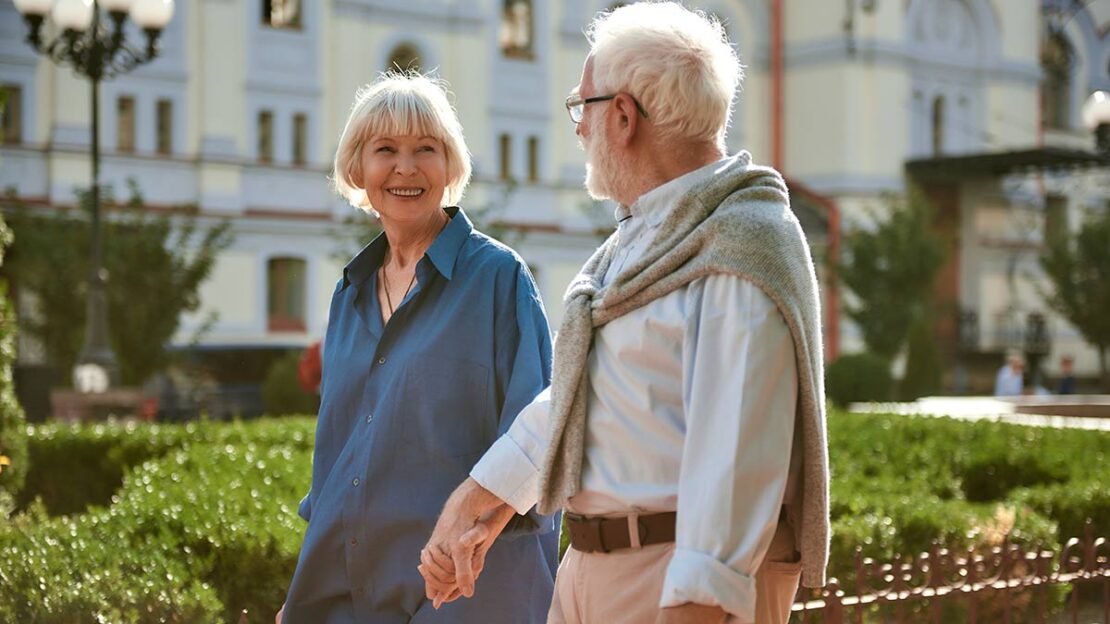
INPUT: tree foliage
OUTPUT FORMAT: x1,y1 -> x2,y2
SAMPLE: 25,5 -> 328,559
901,316 -> 944,400
838,188 -> 947,360
0,214 -> 28,516
1039,207 -> 1110,390
1,182 -> 234,386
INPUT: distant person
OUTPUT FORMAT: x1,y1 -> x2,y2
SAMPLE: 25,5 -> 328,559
1057,355 -> 1076,395
276,73 -> 557,623
994,353 -> 1024,397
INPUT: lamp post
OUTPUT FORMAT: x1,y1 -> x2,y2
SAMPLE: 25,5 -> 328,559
1082,91 -> 1110,155
12,0 -> 174,393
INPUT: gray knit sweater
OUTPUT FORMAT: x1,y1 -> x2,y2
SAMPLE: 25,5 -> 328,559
537,152 -> 830,588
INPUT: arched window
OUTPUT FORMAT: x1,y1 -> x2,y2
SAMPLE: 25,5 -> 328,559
931,95 -> 945,156
1041,31 -> 1072,129
262,0 -> 301,29
499,0 -> 533,58
387,43 -> 422,73
268,257 -> 306,332
499,133 -> 512,180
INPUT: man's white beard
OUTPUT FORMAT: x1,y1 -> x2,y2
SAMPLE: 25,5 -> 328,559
583,121 -> 621,202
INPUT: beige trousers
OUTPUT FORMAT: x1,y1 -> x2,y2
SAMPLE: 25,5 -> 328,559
548,520 -> 801,624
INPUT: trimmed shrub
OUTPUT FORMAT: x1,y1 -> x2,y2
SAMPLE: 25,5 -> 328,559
961,437 -> 1070,502
1,418 -> 314,623
261,350 -> 319,417
18,417 -> 314,515
899,317 -> 943,400
826,352 -> 893,407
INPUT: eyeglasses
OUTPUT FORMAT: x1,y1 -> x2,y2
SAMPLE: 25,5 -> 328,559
564,93 -> 649,124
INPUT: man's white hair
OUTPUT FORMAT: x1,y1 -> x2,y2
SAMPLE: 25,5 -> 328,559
333,72 -> 473,212
587,2 -> 742,148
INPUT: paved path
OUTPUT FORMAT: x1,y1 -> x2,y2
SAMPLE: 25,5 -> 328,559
850,396 -> 1110,431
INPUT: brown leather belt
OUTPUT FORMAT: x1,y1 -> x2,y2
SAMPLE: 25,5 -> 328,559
566,512 -> 676,553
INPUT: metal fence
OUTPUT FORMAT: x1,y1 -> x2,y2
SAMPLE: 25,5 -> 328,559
792,520 -> 1109,623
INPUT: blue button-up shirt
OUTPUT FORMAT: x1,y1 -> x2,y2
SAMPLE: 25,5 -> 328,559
283,208 -> 558,623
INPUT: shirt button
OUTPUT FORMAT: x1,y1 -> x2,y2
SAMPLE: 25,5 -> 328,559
350,537 -> 358,546
352,478 -> 360,486
366,413 -> 373,423
377,356 -> 386,365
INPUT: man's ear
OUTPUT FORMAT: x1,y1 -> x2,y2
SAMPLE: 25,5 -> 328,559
611,93 -> 641,147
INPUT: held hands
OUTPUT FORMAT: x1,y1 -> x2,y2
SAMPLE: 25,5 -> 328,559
418,478 -> 513,608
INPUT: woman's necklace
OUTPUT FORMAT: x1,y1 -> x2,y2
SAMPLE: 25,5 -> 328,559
380,261 -> 417,318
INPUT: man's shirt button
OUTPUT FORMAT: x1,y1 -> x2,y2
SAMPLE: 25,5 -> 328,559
352,478 -> 360,486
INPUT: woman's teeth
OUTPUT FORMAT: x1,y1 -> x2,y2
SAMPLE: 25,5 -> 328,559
388,188 -> 423,197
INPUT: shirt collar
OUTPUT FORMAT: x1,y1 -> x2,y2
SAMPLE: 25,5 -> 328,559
424,206 -> 471,280
342,206 -> 471,289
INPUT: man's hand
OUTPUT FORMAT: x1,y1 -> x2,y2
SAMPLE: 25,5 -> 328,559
418,478 -> 511,607
655,603 -> 729,624
274,603 -> 284,624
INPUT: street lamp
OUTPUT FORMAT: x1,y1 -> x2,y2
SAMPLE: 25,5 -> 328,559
12,0 -> 174,393
1081,90 -> 1110,155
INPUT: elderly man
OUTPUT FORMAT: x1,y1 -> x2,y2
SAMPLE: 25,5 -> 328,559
419,3 -> 829,623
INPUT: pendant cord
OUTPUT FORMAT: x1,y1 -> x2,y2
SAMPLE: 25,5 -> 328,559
381,264 -> 418,318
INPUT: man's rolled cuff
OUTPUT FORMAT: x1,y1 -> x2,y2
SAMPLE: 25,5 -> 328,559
659,548 -> 757,621
469,434 -> 540,516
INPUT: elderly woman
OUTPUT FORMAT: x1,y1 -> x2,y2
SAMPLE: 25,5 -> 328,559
278,74 -> 558,623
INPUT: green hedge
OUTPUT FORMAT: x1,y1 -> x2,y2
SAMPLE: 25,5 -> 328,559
827,411 -> 1110,590
826,353 -> 893,407
3,418 -> 315,623
18,418 -> 314,515
3,411 -> 1108,620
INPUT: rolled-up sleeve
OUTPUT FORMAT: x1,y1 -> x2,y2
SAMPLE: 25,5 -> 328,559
470,388 -> 551,515
659,275 -> 798,620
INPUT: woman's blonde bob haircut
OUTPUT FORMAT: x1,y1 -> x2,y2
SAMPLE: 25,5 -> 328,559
587,2 -> 741,149
333,72 -> 473,212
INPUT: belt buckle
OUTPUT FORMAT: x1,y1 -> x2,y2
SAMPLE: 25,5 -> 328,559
568,513 -> 609,553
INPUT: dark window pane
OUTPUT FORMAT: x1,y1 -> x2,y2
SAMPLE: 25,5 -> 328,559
268,257 -> 307,332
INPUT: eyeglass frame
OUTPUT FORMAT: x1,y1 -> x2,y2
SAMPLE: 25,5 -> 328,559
565,92 -> 649,124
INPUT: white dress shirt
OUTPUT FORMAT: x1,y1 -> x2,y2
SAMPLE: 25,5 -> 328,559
470,160 -> 800,619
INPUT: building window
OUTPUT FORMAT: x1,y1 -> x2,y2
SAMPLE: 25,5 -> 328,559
292,113 -> 307,166
268,257 -> 306,332
117,96 -> 135,153
499,0 -> 533,59
931,95 -> 945,156
499,133 -> 512,180
155,98 -> 172,155
387,43 -> 421,72
1045,195 -> 1068,246
527,136 -> 539,183
263,0 -> 301,29
258,110 -> 274,163
1,84 -> 22,144
1041,31 -> 1072,130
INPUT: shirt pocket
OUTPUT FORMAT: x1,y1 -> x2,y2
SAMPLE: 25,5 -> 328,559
400,354 -> 495,464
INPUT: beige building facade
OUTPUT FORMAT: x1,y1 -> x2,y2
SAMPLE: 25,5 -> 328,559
2,0 -> 1108,394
